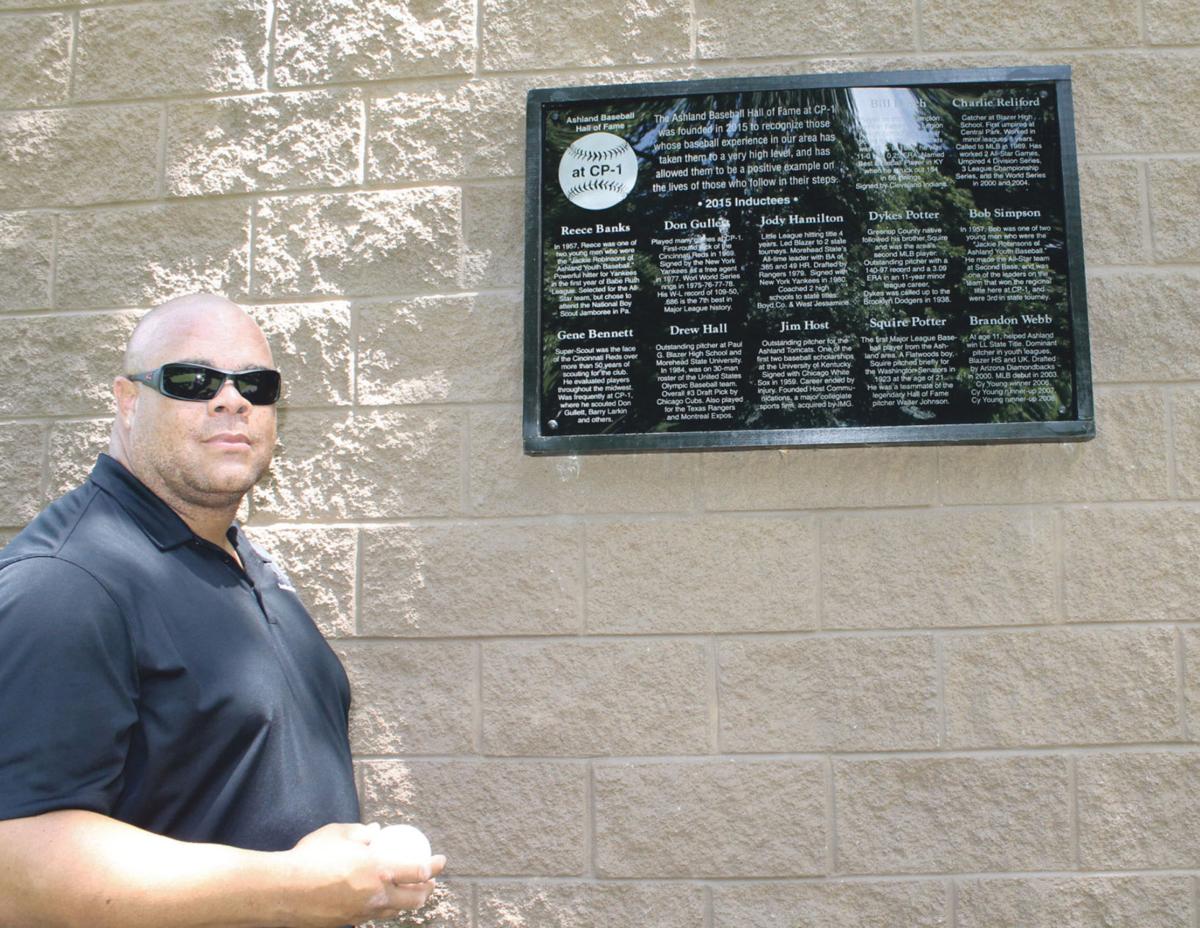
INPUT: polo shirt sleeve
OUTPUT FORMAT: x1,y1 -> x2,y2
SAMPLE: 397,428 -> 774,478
0,556 -> 138,821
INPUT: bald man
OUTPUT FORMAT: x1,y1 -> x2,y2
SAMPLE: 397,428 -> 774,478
0,294 -> 444,927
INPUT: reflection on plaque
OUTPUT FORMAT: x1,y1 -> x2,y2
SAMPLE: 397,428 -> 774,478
523,67 -> 1094,454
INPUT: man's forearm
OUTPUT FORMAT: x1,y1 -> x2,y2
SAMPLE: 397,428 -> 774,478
0,809 -> 302,928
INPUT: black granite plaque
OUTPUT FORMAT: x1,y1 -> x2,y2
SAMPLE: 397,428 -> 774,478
523,67 -> 1093,454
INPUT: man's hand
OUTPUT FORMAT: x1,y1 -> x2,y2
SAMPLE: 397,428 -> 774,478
288,822 -> 446,925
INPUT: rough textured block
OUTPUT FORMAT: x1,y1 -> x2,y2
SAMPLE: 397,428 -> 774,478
1146,0 -> 1200,44
957,875 -> 1193,928
936,389 -> 1170,504
1063,506 -> 1200,622
468,407 -> 698,516
700,446 -> 936,511
481,0 -> 689,71
74,0 -> 267,100
56,202 -> 251,309
1071,52 -> 1200,153
0,313 -> 136,417
586,517 -> 817,633
1089,273 -> 1200,382
253,189 -> 460,298
482,639 -> 709,756
719,636 -> 938,752
923,0 -> 1138,49
334,640 -> 475,755
1078,159 -> 1148,265
242,527 -> 356,638
1150,160 -> 1200,262
359,522 -> 582,638
1183,629 -> 1200,740
0,106 -> 159,209
251,409 -> 462,520
944,627 -> 1179,748
273,0 -> 474,86
461,183 -> 524,290
477,883 -> 706,928
0,424 -> 46,527
711,881 -> 947,928
249,302 -> 352,407
594,760 -> 827,877
696,0 -> 912,57
167,91 -> 362,196
836,756 -> 1072,873
0,13 -> 71,107
1176,389 -> 1200,498
823,510 -> 1057,629
1078,753 -> 1200,868
360,760 -> 587,876
357,294 -> 521,405
46,419 -> 111,503
0,213 -> 53,311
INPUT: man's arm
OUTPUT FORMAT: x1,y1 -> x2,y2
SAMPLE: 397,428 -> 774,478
0,810 -> 446,928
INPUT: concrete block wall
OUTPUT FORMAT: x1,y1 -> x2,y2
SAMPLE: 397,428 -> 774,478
1,1 -> 1198,925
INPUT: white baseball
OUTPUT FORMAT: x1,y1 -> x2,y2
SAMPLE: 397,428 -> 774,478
374,823 -> 432,865
558,131 -> 638,210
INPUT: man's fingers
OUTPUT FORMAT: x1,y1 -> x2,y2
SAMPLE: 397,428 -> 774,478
430,854 -> 447,877
385,880 -> 436,912
350,822 -> 380,845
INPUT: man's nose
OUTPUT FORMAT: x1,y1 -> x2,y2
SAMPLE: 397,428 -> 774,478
209,377 -> 250,414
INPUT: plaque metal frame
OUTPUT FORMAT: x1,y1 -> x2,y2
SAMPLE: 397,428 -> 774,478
523,66 -> 1094,455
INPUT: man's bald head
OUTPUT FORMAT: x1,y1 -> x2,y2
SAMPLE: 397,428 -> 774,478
123,293 -> 273,375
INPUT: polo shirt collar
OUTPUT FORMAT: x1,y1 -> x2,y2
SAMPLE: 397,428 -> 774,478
87,454 -> 196,550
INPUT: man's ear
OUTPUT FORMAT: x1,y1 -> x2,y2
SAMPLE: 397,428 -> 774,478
113,376 -> 139,429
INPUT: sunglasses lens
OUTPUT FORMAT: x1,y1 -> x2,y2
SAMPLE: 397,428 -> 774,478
232,369 -> 282,405
160,364 -> 224,400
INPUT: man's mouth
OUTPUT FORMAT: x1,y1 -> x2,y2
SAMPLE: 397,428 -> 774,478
204,433 -> 253,448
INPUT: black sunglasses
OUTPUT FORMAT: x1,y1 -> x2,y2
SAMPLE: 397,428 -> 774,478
127,363 -> 282,405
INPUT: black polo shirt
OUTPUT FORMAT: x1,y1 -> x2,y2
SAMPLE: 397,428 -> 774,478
0,454 -> 359,851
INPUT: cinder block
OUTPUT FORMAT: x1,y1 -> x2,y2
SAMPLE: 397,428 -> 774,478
467,407 -> 698,516
923,0 -> 1138,49
696,0 -> 914,58
359,523 -> 582,638
56,201 -> 251,308
711,881 -> 947,928
1176,389 -> 1200,498
167,91 -> 362,196
1179,629 -> 1200,740
586,517 -> 817,633
477,882 -> 706,928
936,389 -> 1170,504
74,0 -> 267,100
0,13 -> 71,107
1146,0 -> 1200,44
836,755 -> 1072,872
333,640 -> 475,755
1090,273 -> 1200,382
482,639 -> 709,755
356,294 -> 521,405
823,510 -> 1058,629
481,0 -> 689,71
0,106 -> 159,209
699,446 -> 939,511
1078,159 -> 1148,265
1150,160 -> 1200,262
1063,506 -> 1200,623
359,759 -> 587,876
0,424 -> 46,527
251,409 -> 462,520
0,213 -> 53,311
242,526 -> 356,638
719,635 -> 938,752
0,313 -> 136,417
46,419 -> 112,503
249,302 -> 352,407
252,189 -> 460,298
593,759 -> 827,877
957,875 -> 1193,928
462,182 -> 524,290
1071,52 -> 1200,153
273,0 -> 474,86
944,627 -> 1179,748
1078,752 -> 1200,868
